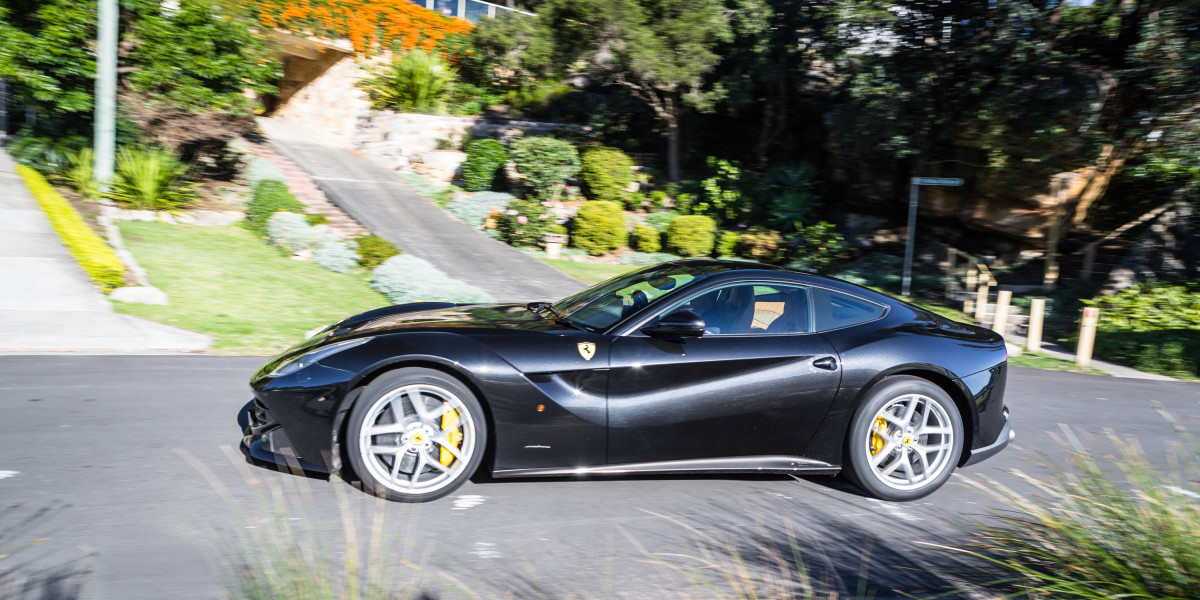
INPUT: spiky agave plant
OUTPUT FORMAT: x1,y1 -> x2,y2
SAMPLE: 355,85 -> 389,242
362,51 -> 456,114
63,148 -> 101,200
109,147 -> 197,210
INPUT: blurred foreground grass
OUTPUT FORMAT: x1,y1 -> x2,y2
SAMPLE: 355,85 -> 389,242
113,222 -> 388,355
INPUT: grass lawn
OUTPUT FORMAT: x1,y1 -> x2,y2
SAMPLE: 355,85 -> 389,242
113,222 -> 389,355
537,258 -> 639,285
1008,351 -> 1108,375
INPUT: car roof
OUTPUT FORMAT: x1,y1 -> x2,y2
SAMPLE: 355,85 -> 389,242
668,259 -> 896,304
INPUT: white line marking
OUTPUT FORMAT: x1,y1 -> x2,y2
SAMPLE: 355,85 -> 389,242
452,494 -> 486,510
470,541 -> 502,559
0,471 -> 18,481
1164,485 -> 1200,499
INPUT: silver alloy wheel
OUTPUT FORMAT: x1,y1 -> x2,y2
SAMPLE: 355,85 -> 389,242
357,383 -> 475,495
864,393 -> 954,491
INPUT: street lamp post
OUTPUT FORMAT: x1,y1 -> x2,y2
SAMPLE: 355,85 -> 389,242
902,177 -> 964,297
93,0 -> 118,191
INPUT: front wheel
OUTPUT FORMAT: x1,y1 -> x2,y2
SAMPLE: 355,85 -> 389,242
346,368 -> 487,502
843,376 -> 964,501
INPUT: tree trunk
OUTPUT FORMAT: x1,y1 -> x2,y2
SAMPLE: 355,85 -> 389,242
664,94 -> 680,182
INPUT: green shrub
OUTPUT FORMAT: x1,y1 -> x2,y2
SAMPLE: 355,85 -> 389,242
64,148 -> 101,200
496,198 -> 554,247
243,180 -> 305,237
571,201 -> 627,255
644,210 -> 681,232
694,157 -> 745,221
305,213 -> 329,226
353,234 -> 401,270
963,429 -> 1200,599
461,139 -> 508,192
648,191 -> 669,210
716,231 -> 739,258
1088,281 -> 1200,378
360,51 -> 455,113
503,81 -> 575,119
735,227 -> 788,264
631,223 -> 662,253
109,147 -> 197,210
508,137 -> 580,198
762,163 -> 820,231
665,215 -> 717,257
8,135 -> 87,173
579,146 -> 635,205
18,165 -> 125,291
621,252 -> 678,265
790,221 -> 852,274
446,82 -> 503,116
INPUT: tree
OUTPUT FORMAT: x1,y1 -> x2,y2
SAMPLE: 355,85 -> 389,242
531,0 -> 738,181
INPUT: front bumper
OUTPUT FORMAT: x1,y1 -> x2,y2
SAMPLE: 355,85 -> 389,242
238,399 -> 329,473
962,405 -> 1014,467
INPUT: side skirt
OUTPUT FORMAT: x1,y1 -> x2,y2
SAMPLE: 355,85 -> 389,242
492,455 -> 840,478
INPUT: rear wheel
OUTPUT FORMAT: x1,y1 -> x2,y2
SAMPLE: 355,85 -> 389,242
844,376 -> 963,501
346,368 -> 486,502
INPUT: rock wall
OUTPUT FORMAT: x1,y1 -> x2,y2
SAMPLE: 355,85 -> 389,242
1103,203 -> 1198,293
272,53 -> 370,142
351,111 -> 565,185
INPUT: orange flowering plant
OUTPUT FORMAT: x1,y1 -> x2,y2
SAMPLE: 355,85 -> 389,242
246,0 -> 473,55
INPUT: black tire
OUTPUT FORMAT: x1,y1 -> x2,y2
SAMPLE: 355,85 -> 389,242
345,368 -> 487,503
843,376 -> 964,501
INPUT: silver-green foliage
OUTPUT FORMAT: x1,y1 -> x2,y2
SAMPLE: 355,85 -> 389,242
447,191 -> 513,229
314,239 -> 361,274
266,212 -> 361,273
244,156 -> 285,188
370,255 -> 494,305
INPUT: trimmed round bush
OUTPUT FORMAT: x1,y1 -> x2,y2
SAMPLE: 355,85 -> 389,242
354,234 -> 401,270
370,255 -> 495,304
495,198 -> 554,247
314,239 -> 361,273
508,136 -> 580,197
631,223 -> 662,253
665,215 -> 717,257
266,212 -> 338,253
571,201 -> 628,255
579,146 -> 635,206
716,230 -> 739,257
460,139 -> 508,192
244,180 -> 305,237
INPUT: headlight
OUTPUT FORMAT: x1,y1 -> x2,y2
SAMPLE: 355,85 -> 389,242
267,338 -> 371,378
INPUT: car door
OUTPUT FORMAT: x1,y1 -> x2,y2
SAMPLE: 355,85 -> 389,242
606,282 -> 843,465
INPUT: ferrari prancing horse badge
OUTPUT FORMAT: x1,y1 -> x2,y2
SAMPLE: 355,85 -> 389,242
577,342 -> 596,360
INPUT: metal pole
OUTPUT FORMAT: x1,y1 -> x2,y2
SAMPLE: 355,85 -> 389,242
93,0 -> 118,192
901,179 -> 919,297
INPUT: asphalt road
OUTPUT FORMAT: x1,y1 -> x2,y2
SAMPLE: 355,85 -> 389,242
1,357 -> 1197,600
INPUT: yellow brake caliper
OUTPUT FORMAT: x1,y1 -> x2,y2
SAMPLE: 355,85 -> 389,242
439,405 -> 463,466
870,416 -> 887,455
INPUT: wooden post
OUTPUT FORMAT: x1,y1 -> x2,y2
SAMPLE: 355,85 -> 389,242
1081,244 -> 1096,281
1027,298 -> 1045,353
964,268 -> 977,314
992,290 -> 1012,335
1076,307 -> 1099,367
974,275 -> 990,322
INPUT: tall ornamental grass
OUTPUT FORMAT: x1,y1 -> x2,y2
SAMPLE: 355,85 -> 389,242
109,147 -> 196,210
952,423 -> 1200,599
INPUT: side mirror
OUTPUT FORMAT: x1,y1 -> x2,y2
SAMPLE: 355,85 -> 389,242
643,310 -> 705,338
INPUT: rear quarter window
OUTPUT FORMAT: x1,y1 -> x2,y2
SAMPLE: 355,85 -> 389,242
813,288 -> 886,331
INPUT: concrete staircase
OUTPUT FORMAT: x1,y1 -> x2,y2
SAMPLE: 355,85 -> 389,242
245,141 -> 367,239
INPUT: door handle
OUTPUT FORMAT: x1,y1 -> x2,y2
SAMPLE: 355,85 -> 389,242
813,356 -> 838,371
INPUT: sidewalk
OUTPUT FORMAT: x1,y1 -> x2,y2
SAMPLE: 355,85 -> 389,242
0,149 -> 210,352
1004,333 -> 1178,381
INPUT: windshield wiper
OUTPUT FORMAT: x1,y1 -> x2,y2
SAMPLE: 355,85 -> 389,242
527,301 -> 579,329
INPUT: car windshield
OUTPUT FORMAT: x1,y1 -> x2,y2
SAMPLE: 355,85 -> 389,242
550,263 -> 705,332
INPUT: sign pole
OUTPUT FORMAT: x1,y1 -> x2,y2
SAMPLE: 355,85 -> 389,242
902,177 -> 964,298
93,0 -> 118,192
901,179 -> 919,297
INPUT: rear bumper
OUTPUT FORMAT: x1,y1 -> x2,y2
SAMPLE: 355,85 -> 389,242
238,399 -> 329,474
962,406 -> 1014,467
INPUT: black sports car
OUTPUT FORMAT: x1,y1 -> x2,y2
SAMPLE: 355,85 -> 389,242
241,260 -> 1012,502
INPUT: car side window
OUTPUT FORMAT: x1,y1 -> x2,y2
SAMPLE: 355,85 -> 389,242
665,283 -> 812,335
813,288 -> 886,331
